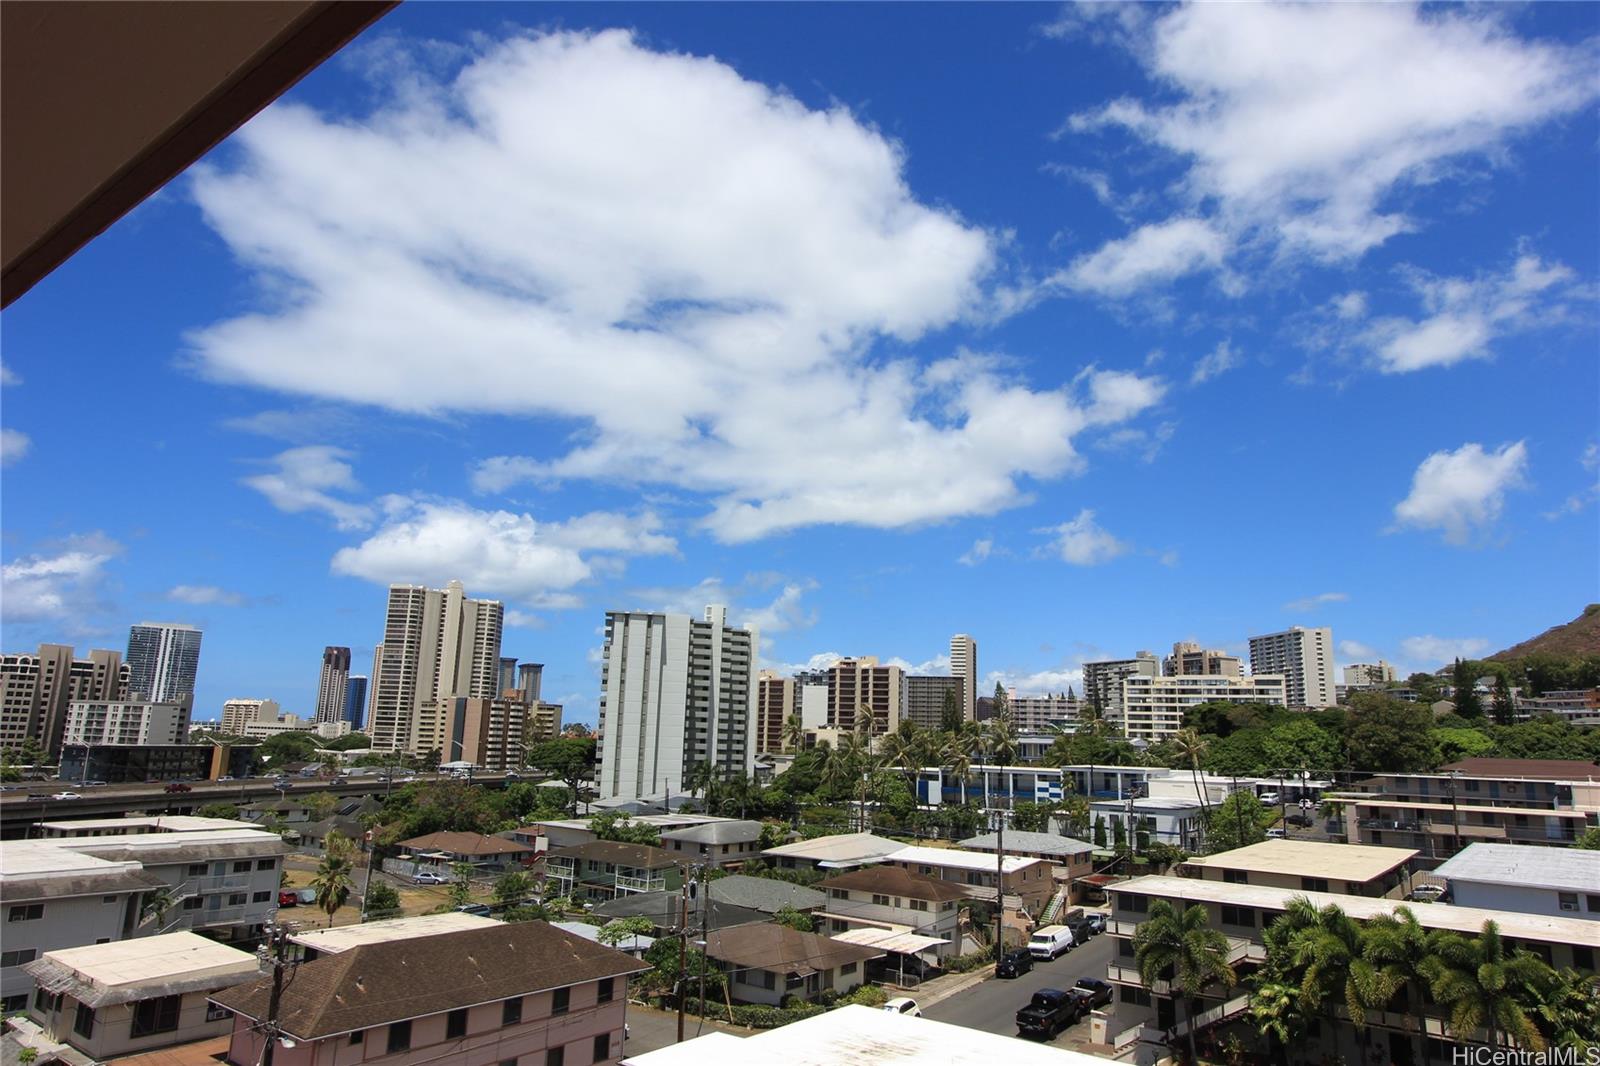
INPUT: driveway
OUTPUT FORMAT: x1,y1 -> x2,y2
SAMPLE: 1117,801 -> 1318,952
622,1003 -> 747,1056
923,932 -> 1116,1049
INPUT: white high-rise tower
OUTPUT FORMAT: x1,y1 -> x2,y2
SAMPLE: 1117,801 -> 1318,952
125,623 -> 202,705
1249,626 -> 1335,709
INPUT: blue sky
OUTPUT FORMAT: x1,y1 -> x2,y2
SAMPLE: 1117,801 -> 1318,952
3,3 -> 1597,725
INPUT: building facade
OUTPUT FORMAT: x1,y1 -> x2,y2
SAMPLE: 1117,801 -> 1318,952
1119,673 -> 1286,742
313,646 -> 350,724
950,633 -> 977,721
756,670 -> 795,754
369,581 -> 504,753
1163,641 -> 1242,678
1082,653 -> 1159,718
124,623 -> 202,705
343,674 -> 367,730
1248,626 -> 1335,708
1,644 -> 128,756
62,700 -> 191,747
219,698 -> 278,735
903,674 -> 960,731
826,656 -> 903,736
1344,660 -> 1398,687
596,605 -> 757,803
1007,691 -> 1079,734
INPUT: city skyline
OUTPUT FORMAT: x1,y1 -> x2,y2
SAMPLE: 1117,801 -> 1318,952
2,4 -> 1595,726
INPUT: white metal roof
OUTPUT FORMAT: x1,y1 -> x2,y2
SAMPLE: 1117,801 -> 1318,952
1185,840 -> 1417,882
36,815 -> 264,833
761,832 -> 905,865
0,840 -> 141,880
42,932 -> 257,986
289,912 -> 499,953
829,926 -> 949,954
1433,843 -> 1600,894
887,844 -> 1042,875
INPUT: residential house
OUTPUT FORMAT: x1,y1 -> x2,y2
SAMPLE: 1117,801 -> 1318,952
545,842 -> 686,901
658,820 -> 765,869
704,923 -> 881,1006
958,830 -> 1094,907
701,875 -> 826,917
759,832 -> 904,873
1089,797 -> 1205,853
881,844 -> 1053,914
33,815 -> 263,838
818,866 -> 965,965
1433,843 -> 1600,920
528,814 -> 730,850
213,921 -> 649,1066
588,891 -> 767,936
397,831 -> 536,875
551,920 -> 655,957
23,933 -> 258,1059
1180,840 -> 1418,898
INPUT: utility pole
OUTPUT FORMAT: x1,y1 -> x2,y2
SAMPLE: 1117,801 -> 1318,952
695,865 -> 709,1030
258,922 -> 291,1066
993,805 -> 1005,973
674,879 -> 690,1043
1277,769 -> 1288,835
358,828 -> 376,921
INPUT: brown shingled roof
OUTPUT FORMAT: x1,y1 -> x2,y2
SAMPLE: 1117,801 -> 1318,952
1436,758 -> 1600,781
820,864 -> 970,903
396,831 -> 534,857
704,922 -> 882,978
211,921 -> 646,1039
548,839 -> 686,869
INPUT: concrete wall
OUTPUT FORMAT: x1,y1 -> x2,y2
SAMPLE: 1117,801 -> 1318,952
32,986 -> 234,1059
1,893 -> 138,1003
1450,880 -> 1600,921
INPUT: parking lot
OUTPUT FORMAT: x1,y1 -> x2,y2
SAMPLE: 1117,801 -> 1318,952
924,930 -> 1116,1050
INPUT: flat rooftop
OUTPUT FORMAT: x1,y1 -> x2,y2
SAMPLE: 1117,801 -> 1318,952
887,845 -> 1042,875
42,931 -> 256,987
0,839 -> 142,880
761,832 -> 905,867
1184,840 -> 1417,882
288,912 -> 499,953
37,815 -> 263,833
1433,843 -> 1600,894
536,814 -> 730,831
1111,875 -> 1597,946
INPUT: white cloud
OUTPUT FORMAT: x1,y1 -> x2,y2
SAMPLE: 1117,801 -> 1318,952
1334,292 -> 1368,320
331,499 -> 675,603
1,428 -> 31,466
1190,340 -> 1241,385
1400,635 -> 1490,668
627,574 -> 817,634
1543,442 -> 1600,519
1367,254 -> 1577,373
985,665 -> 1084,695
1283,592 -> 1349,612
1338,639 -> 1379,660
1094,420 -> 1176,464
1053,217 -> 1227,296
189,31 -> 1164,542
765,651 -> 845,676
958,538 -> 994,566
0,363 -> 19,386
167,585 -> 246,607
1069,5 -> 1596,265
1,534 -> 122,624
1037,509 -> 1129,566
885,653 -> 952,676
242,446 -> 374,530
1392,440 -> 1529,545
739,581 -> 819,634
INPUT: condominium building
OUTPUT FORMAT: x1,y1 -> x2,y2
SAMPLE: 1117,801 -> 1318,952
313,645 -> 350,723
1433,844 -> 1600,920
528,700 -> 562,745
903,674 -> 960,732
497,656 -> 518,696
826,656 -> 903,736
1344,660 -> 1398,687
369,581 -> 504,752
1082,652 -> 1159,718
412,695 -> 536,771
1007,690 -> 1079,734
239,715 -> 350,741
950,633 -> 977,721
517,662 -> 544,702
1248,626 -> 1334,708
595,605 -> 757,803
219,698 -> 278,735
344,675 -> 367,730
62,700 -> 191,747
1163,641 -> 1242,678
125,623 -> 202,705
756,670 -> 795,754
1,644 -> 128,756
1180,839 -> 1417,897
1119,673 -> 1287,742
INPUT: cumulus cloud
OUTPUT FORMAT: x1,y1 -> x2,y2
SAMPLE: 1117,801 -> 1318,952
189,30 -> 1164,543
0,363 -> 20,386
1094,420 -> 1176,464
986,665 -> 1085,695
2,534 -> 122,624
1066,4 -> 1596,270
331,499 -> 675,603
1053,217 -> 1227,296
766,651 -> 845,676
627,574 -> 817,634
242,446 -> 374,530
885,653 -> 952,675
1283,592 -> 1349,612
167,585 -> 247,607
1543,442 -> 1600,519
1037,509 -> 1130,566
1,428 -> 31,467
1392,440 -> 1529,545
1338,639 -> 1380,660
1190,340 -> 1241,385
1400,635 -> 1490,669
958,538 -> 994,566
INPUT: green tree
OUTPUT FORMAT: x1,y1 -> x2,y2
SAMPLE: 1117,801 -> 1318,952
493,870 -> 534,907
311,838 -> 355,927
303,791 -> 338,822
1404,672 -> 1446,703
1422,921 -> 1548,1051
321,732 -> 373,751
1171,728 -> 1211,817
1251,897 -> 1362,1062
526,738 -> 596,814
1353,906 -> 1434,1066
1204,790 -> 1270,852
782,713 -> 806,754
597,915 -> 655,946
364,880 -> 401,921
1132,900 -> 1237,1065
1434,726 -> 1495,764
1491,675 -> 1517,726
1526,965 -> 1600,1051
256,731 -> 320,766
197,802 -> 240,820
448,862 -> 475,908
1008,800 -> 1055,833
1345,692 -> 1436,772
940,687 -> 963,733
1260,718 -> 1341,773
1144,842 -> 1188,873
590,811 -> 663,845
1452,659 -> 1485,719
772,905 -> 814,932
1093,815 -> 1107,849
1576,827 -> 1600,850
985,709 -> 1018,767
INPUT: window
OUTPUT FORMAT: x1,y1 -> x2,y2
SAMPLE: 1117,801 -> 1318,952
761,971 -> 776,990
500,1059 -> 517,1066
546,1046 -> 564,1066
74,1003 -> 96,1039
386,1020 -> 412,1053
1,949 -> 38,968
1300,877 -> 1330,893
131,995 -> 182,1038
183,896 -> 204,910
840,962 -> 857,975
348,1030 -> 364,1045
828,889 -> 848,900
233,860 -> 253,873
502,997 -> 523,1026
8,904 -> 43,922
1573,946 -> 1595,972
0,995 -> 26,1014
34,988 -> 54,1013
228,893 -> 247,906
1221,905 -> 1255,928
1589,896 -> 1600,913
253,891 -> 272,903
1558,892 -> 1579,912
552,987 -> 570,1016
257,859 -> 276,871
593,1034 -> 610,1062
1124,894 -> 1148,914
909,899 -> 928,912
1221,870 -> 1249,885
447,1008 -> 468,1038
597,978 -> 614,1004
187,864 -> 208,876
102,895 -> 118,904
871,894 -> 891,906
207,1004 -> 232,1023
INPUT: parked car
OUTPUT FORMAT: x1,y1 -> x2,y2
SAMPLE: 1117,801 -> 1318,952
413,871 -> 448,885
881,997 -> 921,1017
996,948 -> 1034,979
1258,791 -> 1281,805
1086,913 -> 1107,935
1265,827 -> 1287,838
1028,924 -> 1074,960
1408,883 -> 1448,903
1015,988 -> 1081,1039
296,887 -> 318,904
1066,917 -> 1096,943
455,903 -> 492,916
1069,978 -> 1113,1011
278,890 -> 299,907
1285,812 -> 1313,827
164,782 -> 192,793
50,792 -> 82,800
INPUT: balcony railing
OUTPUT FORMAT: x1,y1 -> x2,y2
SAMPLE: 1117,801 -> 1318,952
191,874 -> 254,893
1107,918 -> 1141,937
1107,963 -> 1169,994
615,874 -> 667,894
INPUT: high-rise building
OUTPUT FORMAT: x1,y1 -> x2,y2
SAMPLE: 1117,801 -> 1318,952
368,644 -> 383,731
1,645 -> 129,755
903,674 -> 961,731
497,657 -> 518,696
1082,652 -> 1160,721
1120,674 -> 1287,742
756,670 -> 795,754
1007,691 -> 1080,734
528,701 -> 562,745
517,662 -> 544,704
1249,626 -> 1336,708
950,634 -> 977,721
221,698 -> 280,734
1344,662 -> 1398,687
596,605 -> 757,802
1163,642 -> 1243,678
125,623 -> 202,705
314,646 -> 351,723
344,675 -> 368,730
369,581 -> 504,752
63,699 -> 191,746
827,656 -> 904,735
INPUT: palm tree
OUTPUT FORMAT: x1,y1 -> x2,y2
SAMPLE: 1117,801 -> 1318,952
1253,896 -> 1365,1062
1422,921 -> 1548,1051
1248,976 -> 1306,1065
1352,905 -> 1433,1066
685,760 -> 715,810
986,710 -> 1018,767
942,734 -> 971,806
1525,965 -> 1600,1051
1132,899 -> 1237,1064
311,850 -> 354,927
1171,728 -> 1211,821
781,713 -> 805,754
819,739 -> 857,801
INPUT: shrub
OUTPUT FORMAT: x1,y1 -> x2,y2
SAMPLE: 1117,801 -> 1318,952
944,946 -> 997,973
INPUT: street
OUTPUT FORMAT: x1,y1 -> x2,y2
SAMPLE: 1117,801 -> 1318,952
924,932 -> 1116,1049
621,1003 -> 747,1056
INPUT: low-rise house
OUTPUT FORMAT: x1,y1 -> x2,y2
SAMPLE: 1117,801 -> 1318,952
659,820 -> 765,868
529,814 -> 730,850
1180,839 -> 1417,898
881,844 -> 1052,914
704,923 -> 882,1006
702,875 -> 825,917
958,830 -> 1094,907
759,832 -> 904,873
33,815 -> 263,838
397,831 -> 536,874
289,913 -> 500,961
1089,797 -> 1205,853
589,890 -> 767,935
23,933 -> 259,1059
546,841 -> 687,900
213,921 -> 649,1066
551,920 -> 655,957
1433,843 -> 1600,920
818,865 -> 964,964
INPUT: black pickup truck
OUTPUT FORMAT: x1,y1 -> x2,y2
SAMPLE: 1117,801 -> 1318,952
1015,988 -> 1082,1039
1069,978 -> 1113,1011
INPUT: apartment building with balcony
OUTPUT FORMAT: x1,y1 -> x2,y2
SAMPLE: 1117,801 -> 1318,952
213,921 -> 648,1066
1118,673 -> 1286,742
1100,874 -> 1598,1063
916,763 -> 1156,809
658,819 -> 764,869
881,845 -> 1053,913
1432,843 -> 1600,920
1344,797 -> 1590,859
1179,839 -> 1418,898
817,865 -> 965,964
62,699 -> 192,746
1357,758 -> 1600,813
33,815 -> 260,838
1090,797 -> 1206,853
545,841 -> 687,901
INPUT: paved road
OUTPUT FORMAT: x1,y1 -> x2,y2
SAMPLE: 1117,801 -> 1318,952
622,1003 -> 746,1056
924,932 -> 1116,1044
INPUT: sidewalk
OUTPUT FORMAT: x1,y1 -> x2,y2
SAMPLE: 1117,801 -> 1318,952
910,965 -> 993,1010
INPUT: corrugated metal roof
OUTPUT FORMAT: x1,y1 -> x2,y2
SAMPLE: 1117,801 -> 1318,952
828,926 -> 948,954
1434,843 -> 1600,893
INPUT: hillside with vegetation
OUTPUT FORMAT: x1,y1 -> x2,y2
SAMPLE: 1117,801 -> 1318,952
1488,603 -> 1600,661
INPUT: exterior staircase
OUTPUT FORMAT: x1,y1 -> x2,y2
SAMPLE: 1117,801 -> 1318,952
1039,885 -> 1070,924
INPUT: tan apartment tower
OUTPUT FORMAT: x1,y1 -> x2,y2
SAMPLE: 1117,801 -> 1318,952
827,656 -> 905,736
313,646 -> 351,723
950,633 -> 977,721
0,644 -> 129,756
1249,626 -> 1335,709
1163,642 -> 1242,678
756,670 -> 795,754
369,581 -> 504,752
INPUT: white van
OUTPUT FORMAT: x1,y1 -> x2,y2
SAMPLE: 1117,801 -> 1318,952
1028,925 -> 1074,960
